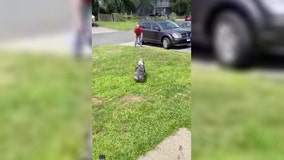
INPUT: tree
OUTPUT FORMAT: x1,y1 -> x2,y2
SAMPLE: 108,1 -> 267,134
171,0 -> 191,16
123,0 -> 136,14
98,0 -> 136,14
134,0 -> 151,16
92,0 -> 99,17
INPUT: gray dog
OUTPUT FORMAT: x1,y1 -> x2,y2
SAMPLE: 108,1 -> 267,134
134,58 -> 146,82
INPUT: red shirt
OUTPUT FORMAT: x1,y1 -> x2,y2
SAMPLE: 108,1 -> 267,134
134,26 -> 143,35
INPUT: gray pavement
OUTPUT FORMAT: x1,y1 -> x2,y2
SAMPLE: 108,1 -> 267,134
92,27 -> 118,34
92,30 -> 133,47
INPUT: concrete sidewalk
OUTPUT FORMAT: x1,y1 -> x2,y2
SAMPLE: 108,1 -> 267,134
92,27 -> 118,34
138,128 -> 191,160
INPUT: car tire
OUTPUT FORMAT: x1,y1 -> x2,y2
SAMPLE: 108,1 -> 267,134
162,37 -> 171,49
142,40 -> 147,45
212,11 -> 253,68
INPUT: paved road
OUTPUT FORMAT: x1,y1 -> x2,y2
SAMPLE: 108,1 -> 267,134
92,31 -> 133,46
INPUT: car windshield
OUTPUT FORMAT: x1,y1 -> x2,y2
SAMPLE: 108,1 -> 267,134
184,22 -> 191,28
158,21 -> 180,30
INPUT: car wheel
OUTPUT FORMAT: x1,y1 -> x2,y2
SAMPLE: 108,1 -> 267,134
162,37 -> 171,49
212,11 -> 253,68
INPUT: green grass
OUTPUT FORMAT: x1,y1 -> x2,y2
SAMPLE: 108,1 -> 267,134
192,67 -> 284,160
92,46 -> 191,160
96,21 -> 137,31
0,52 -> 90,160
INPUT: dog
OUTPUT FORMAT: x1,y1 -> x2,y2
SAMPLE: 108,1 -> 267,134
134,58 -> 146,82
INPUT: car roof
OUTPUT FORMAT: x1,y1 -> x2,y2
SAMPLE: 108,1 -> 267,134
140,20 -> 172,23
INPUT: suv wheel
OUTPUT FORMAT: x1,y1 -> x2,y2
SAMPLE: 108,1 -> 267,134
162,37 -> 171,49
213,11 -> 253,68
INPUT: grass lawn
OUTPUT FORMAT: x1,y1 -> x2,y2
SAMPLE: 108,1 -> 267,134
192,67 -> 284,160
96,21 -> 137,31
92,46 -> 191,159
0,52 -> 90,160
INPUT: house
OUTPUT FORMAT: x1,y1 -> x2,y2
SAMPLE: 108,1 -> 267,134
137,0 -> 171,16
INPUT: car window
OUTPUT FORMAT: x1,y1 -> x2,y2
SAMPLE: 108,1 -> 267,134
152,23 -> 160,30
180,22 -> 191,29
142,22 -> 151,29
158,21 -> 180,30
184,22 -> 191,28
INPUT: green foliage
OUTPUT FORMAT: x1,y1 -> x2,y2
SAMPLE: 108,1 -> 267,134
92,0 -> 99,17
192,67 -> 284,160
98,0 -> 136,14
169,12 -> 177,21
96,21 -> 137,30
154,16 -> 169,21
0,52 -> 90,160
112,13 -> 126,22
171,0 -> 191,16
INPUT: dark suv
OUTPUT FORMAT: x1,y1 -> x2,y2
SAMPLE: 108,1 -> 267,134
193,0 -> 284,67
139,20 -> 191,49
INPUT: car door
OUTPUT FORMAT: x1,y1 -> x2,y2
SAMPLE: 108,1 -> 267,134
140,22 -> 151,42
150,22 -> 162,44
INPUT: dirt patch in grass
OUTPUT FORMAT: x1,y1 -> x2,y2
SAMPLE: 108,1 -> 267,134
120,95 -> 145,103
92,97 -> 103,106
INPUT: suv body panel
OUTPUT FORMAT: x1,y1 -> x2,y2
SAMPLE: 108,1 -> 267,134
193,0 -> 284,54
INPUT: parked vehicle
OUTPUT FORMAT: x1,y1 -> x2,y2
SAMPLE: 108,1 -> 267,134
139,20 -> 191,49
185,15 -> 191,21
92,15 -> 95,22
193,0 -> 284,68
178,21 -> 191,31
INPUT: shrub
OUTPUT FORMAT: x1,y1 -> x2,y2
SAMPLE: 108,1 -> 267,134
92,22 -> 99,27
169,12 -> 177,22
155,15 -> 168,21
112,13 -> 126,22
128,15 -> 139,22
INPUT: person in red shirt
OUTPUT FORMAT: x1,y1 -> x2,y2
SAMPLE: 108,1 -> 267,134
134,24 -> 143,47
